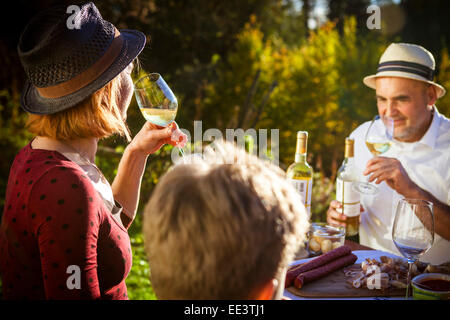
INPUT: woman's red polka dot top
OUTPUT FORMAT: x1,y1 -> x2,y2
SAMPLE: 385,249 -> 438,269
0,141 -> 133,299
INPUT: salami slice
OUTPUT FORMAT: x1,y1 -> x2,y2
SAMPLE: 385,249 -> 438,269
285,245 -> 351,288
294,253 -> 357,289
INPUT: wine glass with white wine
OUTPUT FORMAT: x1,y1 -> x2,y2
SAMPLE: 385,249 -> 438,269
134,73 -> 185,157
392,198 -> 434,299
352,115 -> 394,195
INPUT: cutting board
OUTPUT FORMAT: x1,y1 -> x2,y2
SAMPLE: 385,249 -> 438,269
287,263 -> 406,298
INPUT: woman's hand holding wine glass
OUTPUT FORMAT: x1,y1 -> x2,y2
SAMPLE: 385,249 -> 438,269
133,73 -> 187,157
129,121 -> 186,157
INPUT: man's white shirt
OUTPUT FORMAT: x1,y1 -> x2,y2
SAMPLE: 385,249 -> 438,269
349,106 -> 450,264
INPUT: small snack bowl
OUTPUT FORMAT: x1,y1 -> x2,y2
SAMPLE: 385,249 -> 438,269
307,223 -> 345,256
412,273 -> 450,300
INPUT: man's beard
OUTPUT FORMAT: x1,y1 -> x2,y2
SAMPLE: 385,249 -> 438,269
394,125 -> 419,141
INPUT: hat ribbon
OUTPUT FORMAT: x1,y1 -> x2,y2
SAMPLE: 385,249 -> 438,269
36,28 -> 124,99
377,60 -> 434,81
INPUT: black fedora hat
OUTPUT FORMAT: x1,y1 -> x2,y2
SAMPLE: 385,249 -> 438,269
18,2 -> 146,115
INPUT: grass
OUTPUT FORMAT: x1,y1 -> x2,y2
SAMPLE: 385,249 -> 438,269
126,213 -> 157,300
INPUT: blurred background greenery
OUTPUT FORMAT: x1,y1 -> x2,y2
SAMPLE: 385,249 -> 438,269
1,0 -> 450,300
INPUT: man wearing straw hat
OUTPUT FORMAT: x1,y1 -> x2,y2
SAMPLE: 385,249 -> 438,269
327,43 -> 450,264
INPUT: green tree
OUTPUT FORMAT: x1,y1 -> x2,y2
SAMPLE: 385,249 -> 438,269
399,0 -> 450,66
327,0 -> 372,34
436,47 -> 450,117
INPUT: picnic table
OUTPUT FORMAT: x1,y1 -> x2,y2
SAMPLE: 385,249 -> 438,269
284,239 -> 408,300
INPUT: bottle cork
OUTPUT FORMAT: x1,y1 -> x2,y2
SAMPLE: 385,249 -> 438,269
296,131 -> 308,154
344,138 -> 354,158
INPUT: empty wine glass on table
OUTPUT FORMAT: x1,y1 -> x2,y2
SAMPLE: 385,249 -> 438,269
352,115 -> 394,195
392,198 -> 434,299
134,73 -> 186,158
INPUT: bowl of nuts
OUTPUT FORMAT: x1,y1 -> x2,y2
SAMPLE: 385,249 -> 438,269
307,223 -> 345,256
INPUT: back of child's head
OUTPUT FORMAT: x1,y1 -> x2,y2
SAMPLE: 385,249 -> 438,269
143,140 -> 309,299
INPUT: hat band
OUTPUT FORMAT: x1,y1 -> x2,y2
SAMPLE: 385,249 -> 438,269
377,60 -> 434,80
36,28 -> 124,99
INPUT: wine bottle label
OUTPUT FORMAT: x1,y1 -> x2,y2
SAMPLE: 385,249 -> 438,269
290,178 -> 312,216
336,177 -> 360,217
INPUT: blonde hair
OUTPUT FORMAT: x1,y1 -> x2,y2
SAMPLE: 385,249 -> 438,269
143,141 -> 310,299
26,73 -> 131,141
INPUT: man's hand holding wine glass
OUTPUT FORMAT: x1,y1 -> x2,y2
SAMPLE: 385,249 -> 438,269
363,156 -> 418,196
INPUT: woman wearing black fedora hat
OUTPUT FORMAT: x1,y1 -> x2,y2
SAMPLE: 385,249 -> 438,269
0,2 -> 185,299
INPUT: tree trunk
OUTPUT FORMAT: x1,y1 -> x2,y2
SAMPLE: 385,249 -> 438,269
303,0 -> 311,36
330,148 -> 338,182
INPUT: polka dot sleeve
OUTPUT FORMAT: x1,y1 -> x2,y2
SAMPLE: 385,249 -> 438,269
28,166 -> 104,299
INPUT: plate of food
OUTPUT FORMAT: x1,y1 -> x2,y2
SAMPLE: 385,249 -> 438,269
284,246 -> 450,300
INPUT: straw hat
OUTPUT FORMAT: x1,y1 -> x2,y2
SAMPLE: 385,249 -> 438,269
363,43 -> 446,99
